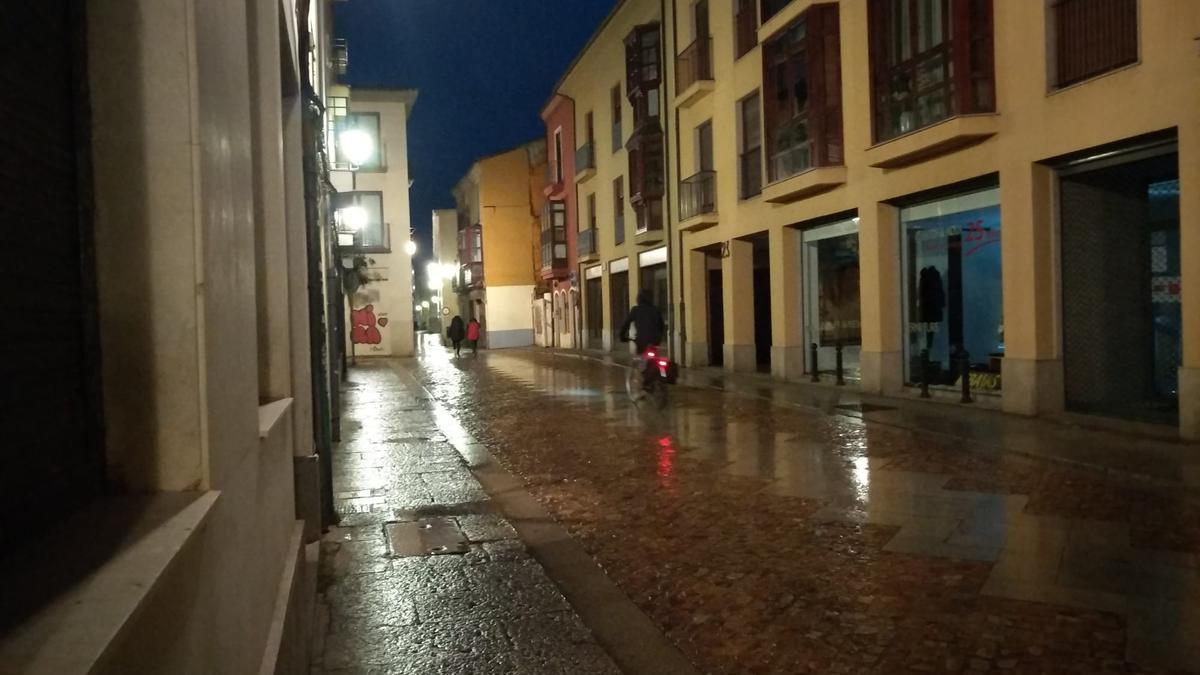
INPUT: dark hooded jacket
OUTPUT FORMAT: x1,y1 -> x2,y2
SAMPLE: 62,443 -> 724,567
620,289 -> 665,350
447,316 -> 465,343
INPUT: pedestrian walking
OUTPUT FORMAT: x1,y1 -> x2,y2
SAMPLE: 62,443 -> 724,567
466,318 -> 481,356
447,315 -> 465,357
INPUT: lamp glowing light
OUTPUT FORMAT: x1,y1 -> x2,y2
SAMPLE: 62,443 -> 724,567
338,206 -> 368,232
339,128 -> 374,166
404,240 -> 417,256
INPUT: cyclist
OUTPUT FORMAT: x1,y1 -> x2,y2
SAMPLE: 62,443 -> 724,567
619,289 -> 665,391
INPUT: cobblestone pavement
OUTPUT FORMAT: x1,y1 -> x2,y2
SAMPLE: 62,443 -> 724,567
312,364 -> 622,674
408,341 -> 1200,675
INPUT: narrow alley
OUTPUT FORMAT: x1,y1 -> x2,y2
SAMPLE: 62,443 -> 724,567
318,340 -> 1200,674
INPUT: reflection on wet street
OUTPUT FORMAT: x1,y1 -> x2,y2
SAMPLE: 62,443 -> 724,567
412,339 -> 1200,674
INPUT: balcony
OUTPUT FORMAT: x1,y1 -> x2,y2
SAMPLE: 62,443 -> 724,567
458,261 -> 484,291
540,228 -> 568,279
675,36 -> 714,108
679,170 -> 718,231
864,114 -> 999,169
577,227 -> 599,263
575,142 -> 596,184
332,38 -> 348,75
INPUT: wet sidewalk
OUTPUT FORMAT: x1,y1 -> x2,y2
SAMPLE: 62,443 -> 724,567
312,364 -> 627,674
550,346 -> 1200,493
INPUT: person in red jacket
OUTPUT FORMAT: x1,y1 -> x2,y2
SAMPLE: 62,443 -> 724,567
466,318 -> 481,355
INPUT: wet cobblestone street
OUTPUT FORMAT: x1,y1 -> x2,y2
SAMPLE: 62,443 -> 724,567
398,342 -> 1200,675
313,364 -> 621,674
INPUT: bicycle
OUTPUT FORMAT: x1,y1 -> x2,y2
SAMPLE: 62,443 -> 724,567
625,345 -> 674,409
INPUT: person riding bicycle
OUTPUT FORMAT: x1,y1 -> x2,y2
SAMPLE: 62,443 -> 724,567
619,289 -> 665,390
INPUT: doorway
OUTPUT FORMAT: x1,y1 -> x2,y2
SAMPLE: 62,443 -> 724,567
610,269 -> 630,350
751,234 -> 772,372
1059,149 -> 1180,425
802,219 -> 861,379
585,275 -> 603,348
707,254 -> 724,366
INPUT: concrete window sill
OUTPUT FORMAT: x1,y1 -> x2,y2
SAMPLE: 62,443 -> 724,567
865,114 -> 999,169
0,492 -> 219,674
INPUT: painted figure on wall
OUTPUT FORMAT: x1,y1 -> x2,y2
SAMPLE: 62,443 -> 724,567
351,304 -> 383,345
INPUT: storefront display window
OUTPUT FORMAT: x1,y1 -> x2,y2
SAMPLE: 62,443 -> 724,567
901,187 -> 1003,391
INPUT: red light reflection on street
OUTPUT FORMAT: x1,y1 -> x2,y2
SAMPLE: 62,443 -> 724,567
656,435 -> 676,492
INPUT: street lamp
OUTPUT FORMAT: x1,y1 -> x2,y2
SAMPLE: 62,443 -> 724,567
339,128 -> 374,166
404,240 -> 417,256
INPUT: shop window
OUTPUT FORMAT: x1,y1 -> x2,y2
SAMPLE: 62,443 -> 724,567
868,0 -> 995,143
762,4 -> 842,183
901,187 -> 1003,392
333,191 -> 387,251
1050,0 -> 1138,88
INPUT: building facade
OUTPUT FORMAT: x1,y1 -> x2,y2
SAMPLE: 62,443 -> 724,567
552,0 -> 671,354
0,0 -> 351,672
453,141 -> 548,349
545,0 -> 1199,438
540,94 -> 583,348
432,208 -> 462,332
328,87 -> 418,359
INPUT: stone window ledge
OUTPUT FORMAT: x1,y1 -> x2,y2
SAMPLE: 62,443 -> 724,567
0,491 -> 219,674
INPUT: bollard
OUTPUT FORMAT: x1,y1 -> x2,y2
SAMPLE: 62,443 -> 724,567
810,343 -> 820,382
919,349 -> 931,398
959,348 -> 973,403
835,342 -> 846,386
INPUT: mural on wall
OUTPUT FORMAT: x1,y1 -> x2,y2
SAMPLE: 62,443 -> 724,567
351,304 -> 383,345
344,255 -> 392,355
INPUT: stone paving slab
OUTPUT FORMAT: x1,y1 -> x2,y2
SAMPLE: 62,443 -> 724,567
314,366 -> 623,675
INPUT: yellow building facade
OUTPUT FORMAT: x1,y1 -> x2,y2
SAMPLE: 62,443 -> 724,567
454,141 -> 548,348
556,0 -> 1200,438
558,0 -> 670,351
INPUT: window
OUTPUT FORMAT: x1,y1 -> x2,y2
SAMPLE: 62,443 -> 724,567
611,84 -> 623,152
1050,0 -> 1138,88
901,186 -> 1003,391
761,0 -> 795,24
868,0 -> 995,143
541,201 -> 567,270
587,194 -> 597,231
626,24 -> 662,129
614,177 -> 626,244
333,191 -> 387,251
585,111 -> 595,148
335,112 -> 382,170
739,93 -> 763,198
677,3 -> 714,96
553,128 -> 564,183
681,121 -> 717,220
762,5 -> 842,182
735,0 -> 759,59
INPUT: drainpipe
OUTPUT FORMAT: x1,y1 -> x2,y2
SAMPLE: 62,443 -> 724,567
663,0 -> 684,364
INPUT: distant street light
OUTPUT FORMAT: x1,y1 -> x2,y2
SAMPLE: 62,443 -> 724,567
441,263 -> 458,280
404,240 -> 417,256
421,301 -> 430,310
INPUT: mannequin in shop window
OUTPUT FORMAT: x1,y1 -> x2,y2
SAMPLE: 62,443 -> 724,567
917,266 -> 945,351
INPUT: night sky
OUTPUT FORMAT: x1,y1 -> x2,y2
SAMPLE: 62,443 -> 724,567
333,0 -> 616,280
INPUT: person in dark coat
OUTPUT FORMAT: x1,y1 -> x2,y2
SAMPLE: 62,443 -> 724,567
620,289 -> 666,353
447,315 -> 466,357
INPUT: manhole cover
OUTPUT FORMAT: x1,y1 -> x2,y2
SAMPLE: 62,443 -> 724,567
385,518 -> 468,558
